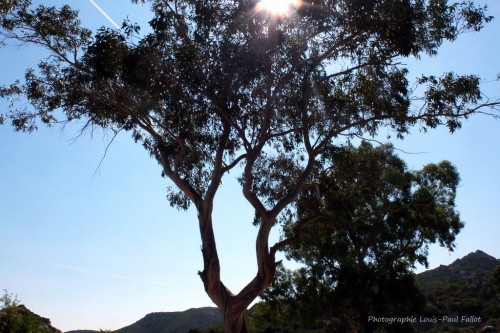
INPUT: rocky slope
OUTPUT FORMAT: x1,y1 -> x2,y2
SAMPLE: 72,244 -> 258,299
418,250 -> 500,285
415,250 -> 500,332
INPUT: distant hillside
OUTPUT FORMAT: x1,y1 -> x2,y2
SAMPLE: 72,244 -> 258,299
65,308 -> 222,333
418,250 -> 500,285
416,250 -> 500,332
114,307 -> 222,333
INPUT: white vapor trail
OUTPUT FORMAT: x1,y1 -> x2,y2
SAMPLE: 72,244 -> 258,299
42,260 -> 173,286
88,0 -> 120,29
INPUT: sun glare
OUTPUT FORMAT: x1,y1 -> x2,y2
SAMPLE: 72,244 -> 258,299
256,0 -> 301,17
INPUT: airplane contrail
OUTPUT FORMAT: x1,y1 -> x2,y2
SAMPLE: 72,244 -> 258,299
88,0 -> 120,29
42,260 -> 174,287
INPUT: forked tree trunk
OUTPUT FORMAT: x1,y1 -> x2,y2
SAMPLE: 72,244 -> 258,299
199,272 -> 264,333
197,210 -> 277,333
158,127 -> 281,333
200,263 -> 275,333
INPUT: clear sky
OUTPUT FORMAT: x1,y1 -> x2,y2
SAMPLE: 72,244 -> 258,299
1,1 -> 499,331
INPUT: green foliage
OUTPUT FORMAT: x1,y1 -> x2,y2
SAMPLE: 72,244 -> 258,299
187,329 -> 203,333
0,0 -> 497,209
458,327 -> 477,333
0,290 -> 19,309
262,142 -> 462,332
422,282 -> 488,317
245,302 -> 322,333
485,319 -> 499,328
0,290 -> 21,333
428,325 -> 461,333
490,266 -> 500,298
18,312 -> 51,333
0,290 -> 51,333
202,322 -> 224,333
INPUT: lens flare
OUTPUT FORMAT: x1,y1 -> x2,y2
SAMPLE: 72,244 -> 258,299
256,0 -> 301,17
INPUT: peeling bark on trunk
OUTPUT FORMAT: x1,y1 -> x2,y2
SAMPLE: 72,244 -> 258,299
197,211 -> 277,333
198,262 -> 275,333
222,302 -> 250,333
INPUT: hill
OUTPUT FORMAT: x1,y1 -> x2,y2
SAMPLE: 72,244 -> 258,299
113,307 -> 222,333
415,250 -> 500,332
65,308 -> 222,333
418,250 -> 500,285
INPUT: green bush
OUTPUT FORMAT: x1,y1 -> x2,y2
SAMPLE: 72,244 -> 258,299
0,290 -> 50,333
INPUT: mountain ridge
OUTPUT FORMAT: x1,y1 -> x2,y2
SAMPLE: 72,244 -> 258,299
52,250 -> 500,333
65,307 -> 221,333
415,250 -> 500,332
115,306 -> 221,333
418,250 -> 500,285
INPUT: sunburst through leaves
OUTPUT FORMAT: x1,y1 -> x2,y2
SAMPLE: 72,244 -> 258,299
256,0 -> 301,17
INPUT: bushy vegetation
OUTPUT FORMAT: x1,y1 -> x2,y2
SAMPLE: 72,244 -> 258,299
0,290 -> 52,333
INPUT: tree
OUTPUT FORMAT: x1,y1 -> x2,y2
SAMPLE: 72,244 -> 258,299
0,290 -> 21,333
0,0 -> 498,332
491,265 -> 500,298
261,142 -> 462,333
0,291 -> 51,333
246,300 -> 323,333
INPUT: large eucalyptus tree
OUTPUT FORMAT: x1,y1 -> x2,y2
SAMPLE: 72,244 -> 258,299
1,0 -> 498,331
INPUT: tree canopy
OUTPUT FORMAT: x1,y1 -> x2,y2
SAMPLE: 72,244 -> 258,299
0,0 -> 498,332
0,290 -> 52,333
261,142 -> 462,332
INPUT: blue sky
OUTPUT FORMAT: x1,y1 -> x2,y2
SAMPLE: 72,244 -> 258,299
1,0 -> 499,331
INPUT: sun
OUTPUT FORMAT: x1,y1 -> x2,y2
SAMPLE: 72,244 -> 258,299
256,0 -> 301,17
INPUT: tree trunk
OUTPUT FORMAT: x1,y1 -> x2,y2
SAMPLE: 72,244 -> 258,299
222,305 -> 249,333
359,286 -> 369,333
356,253 -> 368,333
197,210 -> 277,333
158,124 -> 279,333
199,270 -> 275,333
